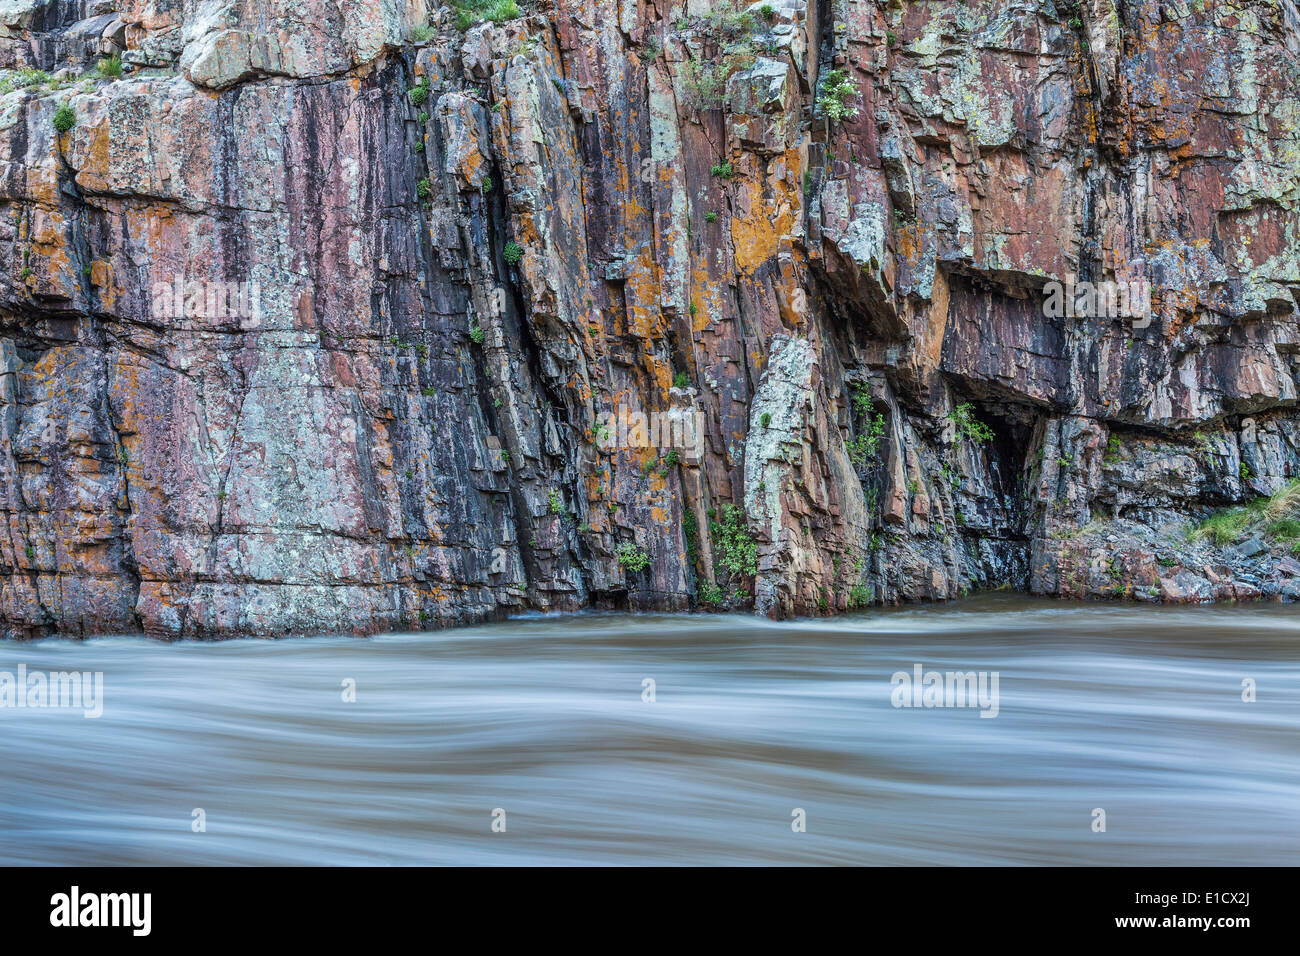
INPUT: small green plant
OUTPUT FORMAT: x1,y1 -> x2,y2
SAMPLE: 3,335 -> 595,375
760,412 -> 772,428
704,211 -> 717,222
673,371 -> 690,389
758,4 -> 776,19
850,382 -> 873,416
502,241 -> 523,264
409,76 -> 431,106
710,504 -> 758,584
411,24 -> 435,43
662,450 -> 681,470
20,266 -> 31,279
616,542 -> 651,573
710,161 -> 734,179
97,54 -> 123,78
682,34 -> 755,112
848,583 -> 872,609
469,323 -> 485,344
24,545 -> 34,560
493,397 -> 502,408
698,580 -> 727,606
452,0 -> 522,30
1104,435 -> 1121,464
1240,462 -> 1252,480
683,509 -> 699,566
548,490 -> 564,514
688,303 -> 697,316
886,31 -> 897,48
846,411 -> 886,466
593,423 -> 611,442
52,103 -> 75,133
414,141 -> 424,152
481,175 -> 493,192
907,478 -> 920,495
947,402 -> 994,444
416,177 -> 431,198
816,69 -> 859,123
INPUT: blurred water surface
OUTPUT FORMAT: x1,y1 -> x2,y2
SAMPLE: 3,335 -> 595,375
1,595 -> 1297,865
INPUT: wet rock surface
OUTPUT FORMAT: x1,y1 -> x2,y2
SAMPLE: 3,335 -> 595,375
0,0 -> 1297,638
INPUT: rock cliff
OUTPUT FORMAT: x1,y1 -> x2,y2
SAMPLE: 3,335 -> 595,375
1,0 -> 1298,638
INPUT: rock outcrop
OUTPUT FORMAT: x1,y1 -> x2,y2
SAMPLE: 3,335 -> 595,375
1,0 -> 1298,638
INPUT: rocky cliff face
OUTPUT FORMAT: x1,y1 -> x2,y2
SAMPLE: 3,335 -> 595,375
0,0 -> 1297,638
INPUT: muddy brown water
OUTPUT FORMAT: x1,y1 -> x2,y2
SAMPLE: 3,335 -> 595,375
1,595 -> 1297,864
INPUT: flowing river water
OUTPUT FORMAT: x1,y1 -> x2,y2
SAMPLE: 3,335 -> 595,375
1,595 -> 1297,865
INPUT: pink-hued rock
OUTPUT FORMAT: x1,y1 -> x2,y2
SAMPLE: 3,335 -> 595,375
0,0 -> 1298,637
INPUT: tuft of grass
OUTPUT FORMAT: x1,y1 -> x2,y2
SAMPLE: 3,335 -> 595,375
97,55 -> 123,78
0,68 -> 51,95
52,103 -> 75,133
1194,509 -> 1252,546
453,0 -> 522,30
1191,478 -> 1300,547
